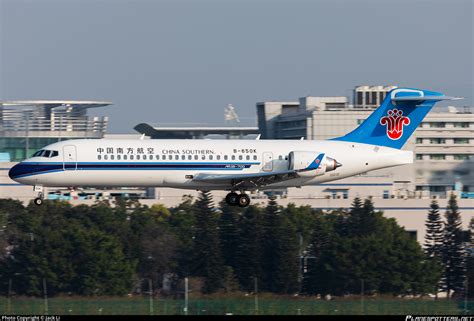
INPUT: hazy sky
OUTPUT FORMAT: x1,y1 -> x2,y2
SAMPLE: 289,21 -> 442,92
1,0 -> 472,133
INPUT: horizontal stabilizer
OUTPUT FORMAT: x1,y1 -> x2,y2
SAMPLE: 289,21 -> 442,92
391,96 -> 463,102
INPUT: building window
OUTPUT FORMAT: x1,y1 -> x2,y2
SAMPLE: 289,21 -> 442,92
416,138 -> 423,144
365,92 -> 370,105
416,154 -> 423,160
429,122 -> 445,128
430,154 -> 446,160
453,122 -> 469,128
454,138 -> 469,144
357,92 -> 363,105
430,138 -> 445,144
454,154 -> 470,160
371,92 -> 377,105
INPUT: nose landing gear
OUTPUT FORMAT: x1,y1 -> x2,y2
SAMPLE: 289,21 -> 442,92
33,185 -> 44,206
225,191 -> 250,207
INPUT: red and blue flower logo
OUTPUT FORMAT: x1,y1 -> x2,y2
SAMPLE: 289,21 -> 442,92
380,108 -> 410,140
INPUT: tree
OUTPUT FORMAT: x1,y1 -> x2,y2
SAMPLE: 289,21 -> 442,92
467,218 -> 474,298
442,194 -> 466,298
234,205 -> 265,292
218,199 -> 242,270
192,191 -> 224,293
424,200 -> 444,259
262,198 -> 299,293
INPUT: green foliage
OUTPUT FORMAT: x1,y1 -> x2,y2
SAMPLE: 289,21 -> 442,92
304,198 -> 440,296
0,195 -> 454,297
192,191 -> 224,293
441,194 -> 466,298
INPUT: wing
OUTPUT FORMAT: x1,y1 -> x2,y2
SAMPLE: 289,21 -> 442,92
193,170 -> 299,189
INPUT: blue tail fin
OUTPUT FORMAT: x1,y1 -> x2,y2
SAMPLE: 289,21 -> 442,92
333,88 -> 461,149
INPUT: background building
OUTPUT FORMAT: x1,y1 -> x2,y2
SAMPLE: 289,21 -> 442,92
0,101 -> 110,161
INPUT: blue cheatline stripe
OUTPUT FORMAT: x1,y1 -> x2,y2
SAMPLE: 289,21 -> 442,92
320,183 -> 393,186
9,162 -> 261,179
0,183 -> 26,186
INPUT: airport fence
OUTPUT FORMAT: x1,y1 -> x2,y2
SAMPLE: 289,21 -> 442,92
0,296 -> 472,315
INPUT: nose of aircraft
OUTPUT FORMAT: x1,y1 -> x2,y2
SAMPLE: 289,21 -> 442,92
8,162 -> 28,181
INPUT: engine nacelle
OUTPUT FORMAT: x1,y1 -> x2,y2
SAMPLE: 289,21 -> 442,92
288,151 -> 341,177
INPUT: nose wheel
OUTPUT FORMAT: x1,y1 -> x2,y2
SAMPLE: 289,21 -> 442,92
33,185 -> 44,206
225,192 -> 250,207
34,192 -> 44,206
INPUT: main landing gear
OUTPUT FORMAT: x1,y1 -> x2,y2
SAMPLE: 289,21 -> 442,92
225,191 -> 250,208
33,185 -> 44,206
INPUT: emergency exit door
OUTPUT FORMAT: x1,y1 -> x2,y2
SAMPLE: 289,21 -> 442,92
262,152 -> 273,172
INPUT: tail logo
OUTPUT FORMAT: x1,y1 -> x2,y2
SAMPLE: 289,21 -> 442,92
380,108 -> 410,140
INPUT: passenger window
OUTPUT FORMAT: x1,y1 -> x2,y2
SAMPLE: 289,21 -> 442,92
98,155 -> 102,160
117,155 -> 121,160
231,155 -> 235,160
123,155 -> 128,160
188,155 -> 192,160
238,155 -> 243,160
253,155 -> 257,160
168,155 -> 173,160
137,155 -> 141,160
246,155 -> 250,160
202,155 -> 206,160
104,155 -> 108,160
209,155 -> 213,160
224,155 -> 228,160
278,155 -> 282,160
110,155 -> 115,160
217,155 -> 221,160
130,155 -> 134,160
194,155 -> 198,160
182,155 -> 186,160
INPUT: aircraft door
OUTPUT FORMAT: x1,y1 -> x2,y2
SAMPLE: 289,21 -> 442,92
63,145 -> 77,171
262,152 -> 273,172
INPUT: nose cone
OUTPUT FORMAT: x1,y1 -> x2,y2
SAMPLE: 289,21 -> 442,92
8,163 -> 28,182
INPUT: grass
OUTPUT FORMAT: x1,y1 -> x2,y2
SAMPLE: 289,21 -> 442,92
0,295 -> 470,315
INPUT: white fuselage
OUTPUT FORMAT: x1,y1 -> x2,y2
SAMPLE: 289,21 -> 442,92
10,139 -> 413,191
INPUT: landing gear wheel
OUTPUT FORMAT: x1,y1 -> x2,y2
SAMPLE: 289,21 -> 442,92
34,191 -> 44,206
225,192 -> 239,206
237,194 -> 250,208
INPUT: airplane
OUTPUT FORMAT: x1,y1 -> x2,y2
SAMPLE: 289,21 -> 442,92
9,88 -> 461,207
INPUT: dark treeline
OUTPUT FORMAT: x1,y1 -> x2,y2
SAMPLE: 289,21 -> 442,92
0,193 -> 471,298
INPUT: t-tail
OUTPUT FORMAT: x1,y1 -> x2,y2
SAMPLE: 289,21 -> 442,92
333,88 -> 462,149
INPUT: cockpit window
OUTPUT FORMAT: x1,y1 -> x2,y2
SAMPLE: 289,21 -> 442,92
32,149 -> 59,158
